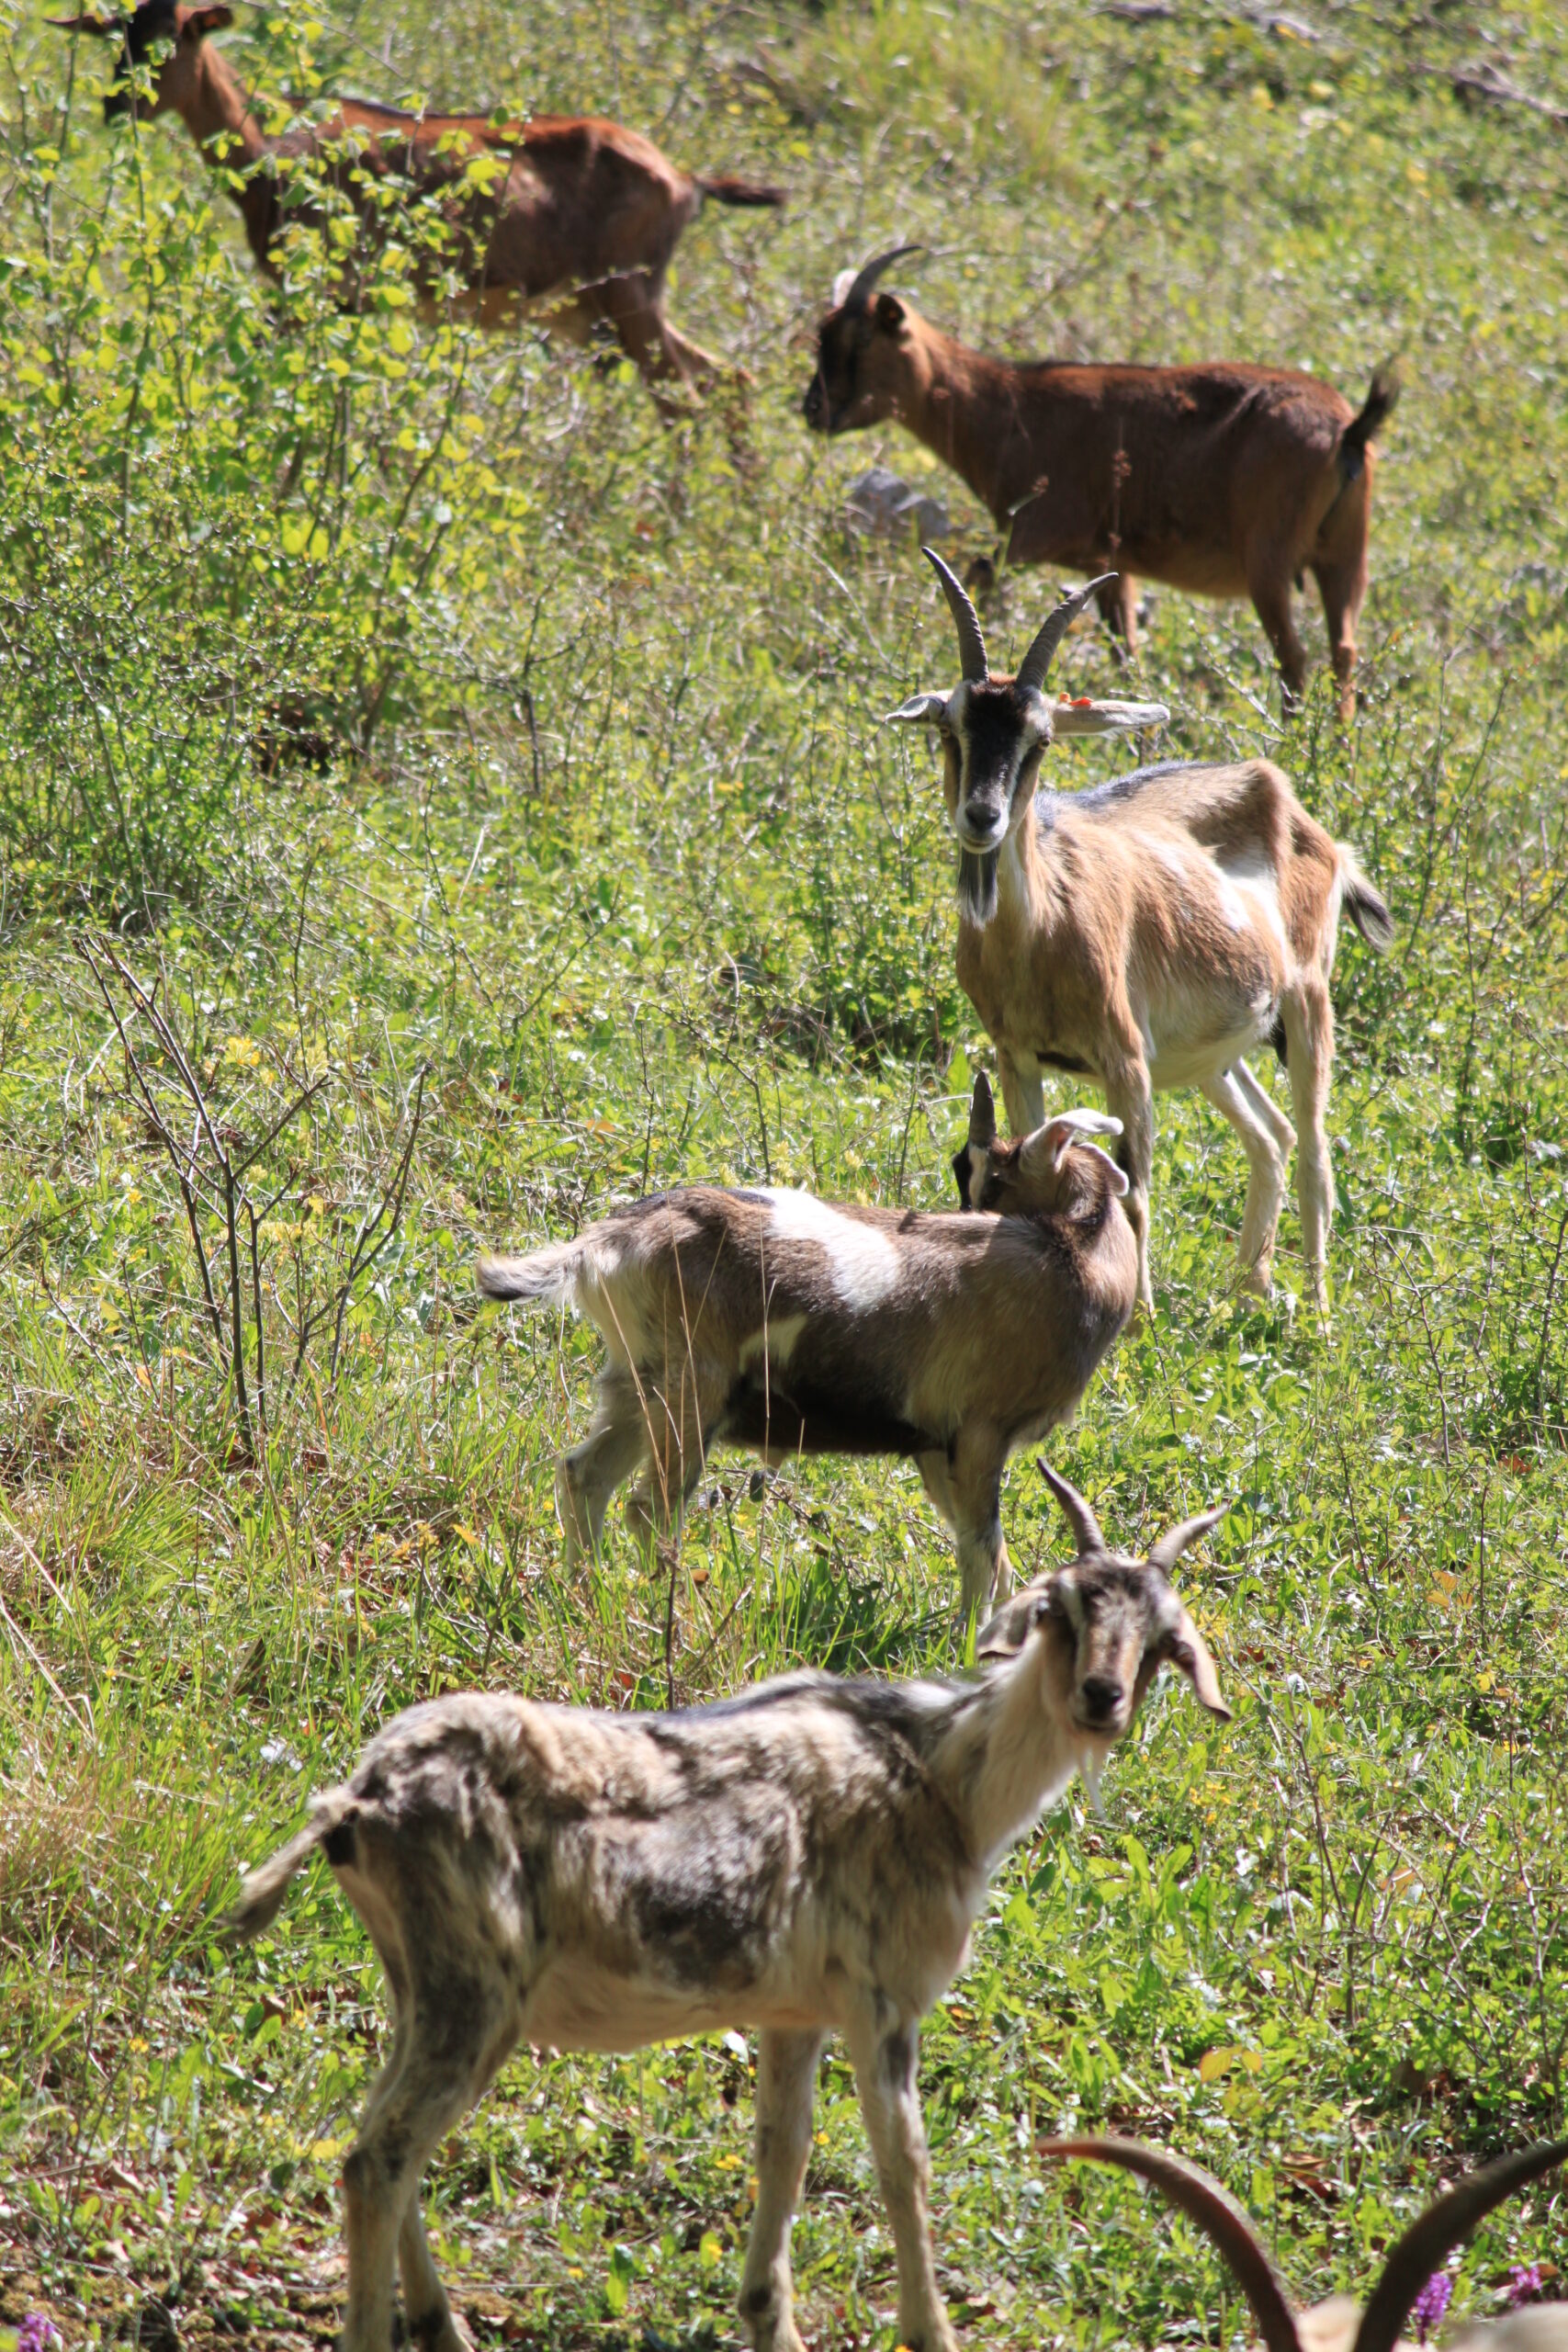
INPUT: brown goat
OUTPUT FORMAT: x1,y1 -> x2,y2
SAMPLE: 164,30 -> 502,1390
1042,2136 -> 1568,2352
51,0 -> 783,413
224,1472 -> 1230,2352
891,550 -> 1393,1316
476,1078 -> 1137,1618
805,249 -> 1399,718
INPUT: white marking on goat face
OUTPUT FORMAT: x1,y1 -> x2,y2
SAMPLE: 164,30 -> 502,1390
739,1312 -> 807,1369
761,1191 -> 901,1308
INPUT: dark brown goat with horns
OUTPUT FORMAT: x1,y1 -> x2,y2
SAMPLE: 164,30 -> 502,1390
1043,2136 -> 1568,2352
806,247 -> 1400,718
51,0 -> 783,413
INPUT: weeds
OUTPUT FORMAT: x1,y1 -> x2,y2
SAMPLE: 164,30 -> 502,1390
1,0 -> 1567,2345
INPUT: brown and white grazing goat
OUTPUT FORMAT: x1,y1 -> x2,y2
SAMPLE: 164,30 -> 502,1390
225,1471 -> 1231,2352
51,0 -> 783,413
890,549 -> 1393,1315
476,1078 -> 1136,1617
1043,2136 -> 1568,2352
805,249 -> 1400,718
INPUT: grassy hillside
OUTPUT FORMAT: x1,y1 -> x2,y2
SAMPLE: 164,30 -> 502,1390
1,0 -> 1566,2344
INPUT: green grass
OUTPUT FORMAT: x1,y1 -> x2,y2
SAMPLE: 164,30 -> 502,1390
1,0 -> 1567,2344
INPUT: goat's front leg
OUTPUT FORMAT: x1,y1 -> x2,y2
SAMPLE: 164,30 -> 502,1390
1100,1046 -> 1156,1312
739,2030 -> 826,2352
846,2013 -> 956,2352
995,1048 -> 1044,1141
946,1426 -> 1010,1623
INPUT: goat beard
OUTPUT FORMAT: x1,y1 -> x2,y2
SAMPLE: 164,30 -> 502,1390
957,847 -> 999,924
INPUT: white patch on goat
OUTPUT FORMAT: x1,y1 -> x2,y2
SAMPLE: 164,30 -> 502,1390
739,1313 -> 807,1370
1216,848 -> 1289,959
761,1191 -> 901,1308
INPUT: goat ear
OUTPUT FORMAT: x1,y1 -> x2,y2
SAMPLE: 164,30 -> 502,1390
976,1582 -> 1058,1661
1051,698 -> 1170,737
1163,1607 -> 1231,1720
1020,1111 -> 1128,1196
874,290 -> 908,333
883,691 -> 951,728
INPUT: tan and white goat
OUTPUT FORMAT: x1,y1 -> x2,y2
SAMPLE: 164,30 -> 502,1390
805,248 -> 1400,718
476,1078 -> 1136,1617
1043,2135 -> 1568,2352
890,549 -> 1393,1315
226,1471 -> 1232,2352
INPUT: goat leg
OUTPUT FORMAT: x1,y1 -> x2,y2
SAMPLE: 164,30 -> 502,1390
1101,1048 -> 1156,1313
847,2015 -> 957,2352
1282,982 -> 1337,1318
1201,1063 -> 1292,1297
739,2030 -> 826,2352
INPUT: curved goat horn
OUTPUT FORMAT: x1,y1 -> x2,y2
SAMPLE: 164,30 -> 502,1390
1036,1463 -> 1106,1557
839,242 -> 923,314
922,545 -> 989,684
1014,571 -> 1119,696
1352,2139 -> 1568,2352
1147,1501 -> 1229,1575
1040,2138 -> 1303,2352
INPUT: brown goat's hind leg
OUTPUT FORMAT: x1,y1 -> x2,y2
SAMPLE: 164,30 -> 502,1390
1095,571 -> 1138,664
557,1365 -> 648,1564
1312,554 -> 1367,723
1247,555 -> 1309,715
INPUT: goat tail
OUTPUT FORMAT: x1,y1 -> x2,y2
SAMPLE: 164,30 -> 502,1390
694,173 -> 786,208
1340,851 -> 1395,951
222,1787 -> 356,1947
1338,356 -> 1403,478
476,1237 -> 588,1311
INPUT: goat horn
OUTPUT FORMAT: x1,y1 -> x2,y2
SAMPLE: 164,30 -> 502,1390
839,242 -> 923,315
1352,2139 -> 1568,2352
1041,2139 -> 1303,2352
1036,1463 -> 1106,1557
1147,1501 -> 1229,1574
923,545 -> 989,684
1014,571 -> 1118,696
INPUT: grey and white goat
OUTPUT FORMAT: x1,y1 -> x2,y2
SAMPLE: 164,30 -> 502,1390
226,1470 -> 1232,2352
889,548 -> 1394,1314
1043,2136 -> 1567,2352
476,1076 -> 1137,1616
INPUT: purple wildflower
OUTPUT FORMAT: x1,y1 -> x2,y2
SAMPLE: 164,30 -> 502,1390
1506,2266 -> 1545,2310
1411,2271 -> 1453,2344
17,2319 -> 62,2352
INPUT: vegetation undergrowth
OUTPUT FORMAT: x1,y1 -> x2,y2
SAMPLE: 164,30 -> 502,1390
1,0 -> 1565,2344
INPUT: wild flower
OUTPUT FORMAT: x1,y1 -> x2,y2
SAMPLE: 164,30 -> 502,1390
1411,2271 -> 1454,2343
17,2317 -> 63,2352
1506,2265 -> 1545,2309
